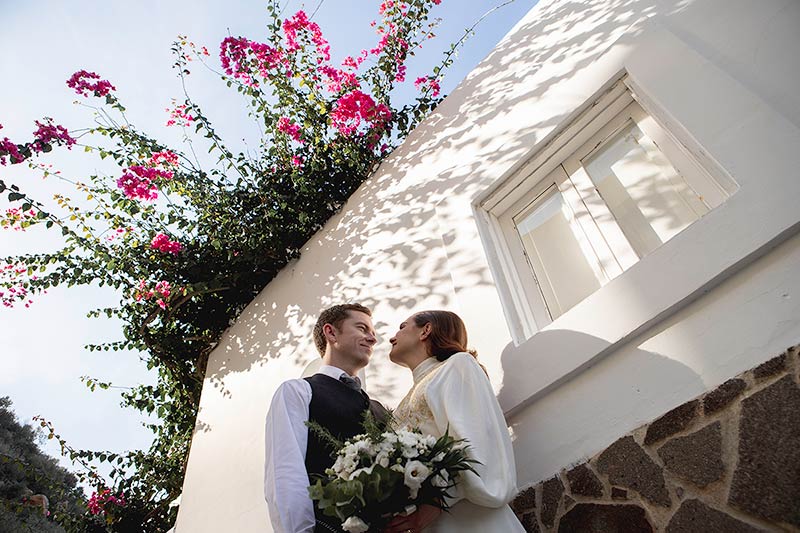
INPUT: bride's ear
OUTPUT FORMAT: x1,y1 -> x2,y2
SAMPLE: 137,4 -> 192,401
420,323 -> 432,341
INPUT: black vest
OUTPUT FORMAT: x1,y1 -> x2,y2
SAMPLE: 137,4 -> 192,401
304,374 -> 387,532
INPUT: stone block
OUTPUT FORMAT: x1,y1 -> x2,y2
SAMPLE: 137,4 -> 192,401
666,499 -> 762,533
511,486 -> 536,514
596,436 -> 671,507
703,378 -> 746,415
752,353 -> 786,380
557,503 -> 653,533
611,487 -> 627,500
729,376 -> 800,527
541,475 -> 564,528
657,422 -> 724,488
644,400 -> 699,445
519,511 -> 540,533
566,464 -> 604,498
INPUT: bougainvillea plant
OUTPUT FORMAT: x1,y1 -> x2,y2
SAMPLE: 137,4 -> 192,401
0,0 -> 472,530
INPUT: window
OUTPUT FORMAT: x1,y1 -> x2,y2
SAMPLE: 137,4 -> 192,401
483,78 -> 737,335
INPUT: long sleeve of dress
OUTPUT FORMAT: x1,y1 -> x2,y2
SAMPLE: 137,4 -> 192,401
264,380 -> 315,533
425,353 -> 519,508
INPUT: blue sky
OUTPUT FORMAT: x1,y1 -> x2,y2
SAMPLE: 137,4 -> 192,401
0,0 -> 536,484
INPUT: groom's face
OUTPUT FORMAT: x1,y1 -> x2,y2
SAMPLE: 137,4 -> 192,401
328,310 -> 377,367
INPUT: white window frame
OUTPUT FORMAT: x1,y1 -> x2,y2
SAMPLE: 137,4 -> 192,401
477,76 -> 737,342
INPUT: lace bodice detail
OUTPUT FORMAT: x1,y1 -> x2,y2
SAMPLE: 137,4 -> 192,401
393,357 -> 443,432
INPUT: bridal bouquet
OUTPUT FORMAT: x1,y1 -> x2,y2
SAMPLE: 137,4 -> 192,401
308,416 -> 477,533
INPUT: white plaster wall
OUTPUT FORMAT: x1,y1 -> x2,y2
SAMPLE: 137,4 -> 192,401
175,0 -> 800,530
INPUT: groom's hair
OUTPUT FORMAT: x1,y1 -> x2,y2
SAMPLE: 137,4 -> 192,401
313,303 -> 372,356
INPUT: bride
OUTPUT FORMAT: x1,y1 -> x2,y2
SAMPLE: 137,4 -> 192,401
383,310 -> 525,533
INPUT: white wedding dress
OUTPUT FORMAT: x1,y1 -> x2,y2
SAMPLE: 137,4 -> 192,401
393,353 -> 525,532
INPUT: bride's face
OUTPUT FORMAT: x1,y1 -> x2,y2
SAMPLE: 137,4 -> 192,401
388,315 -> 426,366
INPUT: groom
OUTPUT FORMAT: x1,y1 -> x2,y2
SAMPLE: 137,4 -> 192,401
264,303 -> 387,533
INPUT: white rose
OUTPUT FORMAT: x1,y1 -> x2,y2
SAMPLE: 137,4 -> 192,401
432,452 -> 445,463
402,445 -> 420,458
341,516 -> 369,533
403,460 -> 431,499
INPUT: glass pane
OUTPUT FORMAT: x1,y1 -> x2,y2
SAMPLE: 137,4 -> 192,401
583,121 -> 709,258
514,187 -> 603,318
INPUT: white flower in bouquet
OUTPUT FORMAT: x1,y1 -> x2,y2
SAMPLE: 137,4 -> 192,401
308,413 -> 478,532
341,516 -> 369,533
403,460 -> 431,499
332,452 -> 357,479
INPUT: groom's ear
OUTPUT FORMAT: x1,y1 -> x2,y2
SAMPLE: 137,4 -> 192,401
323,323 -> 337,345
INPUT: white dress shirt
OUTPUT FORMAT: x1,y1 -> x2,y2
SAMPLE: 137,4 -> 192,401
264,365 -> 358,533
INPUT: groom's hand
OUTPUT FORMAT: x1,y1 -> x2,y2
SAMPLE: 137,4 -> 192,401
383,504 -> 442,533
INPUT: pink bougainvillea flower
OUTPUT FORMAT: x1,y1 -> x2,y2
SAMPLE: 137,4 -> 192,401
87,488 -> 126,516
330,90 -> 391,136
370,33 -> 391,56
379,0 -> 395,15
116,165 -> 172,201
250,42 -> 285,77
220,37 -> 256,85
165,102 -> 194,127
220,37 -> 285,86
414,76 -> 441,97
117,171 -> 158,201
276,117 -> 304,144
66,70 -> 116,98
395,64 -> 407,83
0,127 -> 23,165
105,227 -> 131,242
0,262 -> 35,308
148,150 -> 179,168
318,66 -> 359,94
31,119 -> 76,152
282,10 -> 330,62
150,233 -> 183,255
133,280 -> 175,308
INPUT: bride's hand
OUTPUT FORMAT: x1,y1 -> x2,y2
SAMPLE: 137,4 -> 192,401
383,504 -> 442,533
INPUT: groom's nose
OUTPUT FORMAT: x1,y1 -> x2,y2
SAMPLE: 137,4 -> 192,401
365,332 -> 377,344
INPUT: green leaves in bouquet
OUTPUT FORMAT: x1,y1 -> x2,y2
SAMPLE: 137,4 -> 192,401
362,407 -> 393,439
417,426 -> 481,511
309,477 -> 366,521
305,419 -> 345,454
359,463 -> 403,504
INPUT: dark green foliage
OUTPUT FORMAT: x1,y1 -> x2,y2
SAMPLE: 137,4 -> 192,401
0,397 -> 84,533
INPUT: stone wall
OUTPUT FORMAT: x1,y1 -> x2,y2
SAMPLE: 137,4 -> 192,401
510,345 -> 800,532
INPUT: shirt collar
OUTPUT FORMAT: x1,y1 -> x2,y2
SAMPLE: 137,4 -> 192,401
318,364 -> 356,381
